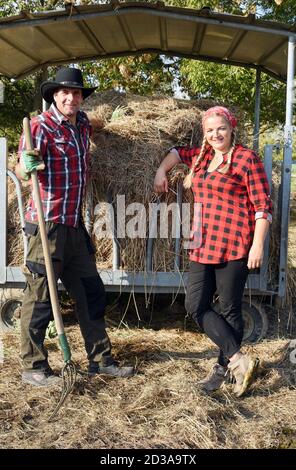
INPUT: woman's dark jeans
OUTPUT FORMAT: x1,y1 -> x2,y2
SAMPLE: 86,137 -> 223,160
185,259 -> 249,366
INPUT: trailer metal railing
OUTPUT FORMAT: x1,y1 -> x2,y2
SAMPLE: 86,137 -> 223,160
0,139 -> 281,297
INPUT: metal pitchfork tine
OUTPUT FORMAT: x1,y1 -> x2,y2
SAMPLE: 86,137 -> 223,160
23,117 -> 77,421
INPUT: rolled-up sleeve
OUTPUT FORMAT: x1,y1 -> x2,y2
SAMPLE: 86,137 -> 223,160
244,152 -> 272,223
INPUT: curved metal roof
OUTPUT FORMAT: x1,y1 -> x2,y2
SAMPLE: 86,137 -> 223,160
0,1 -> 294,81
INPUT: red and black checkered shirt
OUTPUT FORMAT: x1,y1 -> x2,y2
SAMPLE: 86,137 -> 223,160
174,144 -> 272,264
19,104 -> 91,228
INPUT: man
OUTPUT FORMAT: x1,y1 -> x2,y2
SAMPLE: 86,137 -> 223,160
16,67 -> 134,386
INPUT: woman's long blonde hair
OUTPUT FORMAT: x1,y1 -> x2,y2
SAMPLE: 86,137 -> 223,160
183,107 -> 237,189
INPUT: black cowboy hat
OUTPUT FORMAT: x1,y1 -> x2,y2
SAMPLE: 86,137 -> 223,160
40,67 -> 97,104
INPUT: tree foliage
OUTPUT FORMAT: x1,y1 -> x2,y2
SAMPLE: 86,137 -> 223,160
80,55 -> 177,95
179,61 -> 286,129
0,77 -> 35,148
174,0 -> 289,128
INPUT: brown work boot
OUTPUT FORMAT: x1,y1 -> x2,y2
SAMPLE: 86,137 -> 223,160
228,355 -> 259,397
198,363 -> 227,392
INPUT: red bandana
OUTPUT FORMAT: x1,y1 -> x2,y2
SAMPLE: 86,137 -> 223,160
202,106 -> 237,129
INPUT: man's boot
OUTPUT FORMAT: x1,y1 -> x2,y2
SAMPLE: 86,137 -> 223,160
88,361 -> 134,378
22,367 -> 62,387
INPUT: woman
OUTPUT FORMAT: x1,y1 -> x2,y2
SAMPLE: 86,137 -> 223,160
154,106 -> 272,397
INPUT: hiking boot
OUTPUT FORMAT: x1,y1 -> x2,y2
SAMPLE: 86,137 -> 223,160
22,368 -> 62,387
228,355 -> 259,397
88,361 -> 134,378
198,363 -> 227,392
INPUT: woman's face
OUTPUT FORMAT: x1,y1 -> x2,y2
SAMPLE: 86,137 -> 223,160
203,115 -> 233,154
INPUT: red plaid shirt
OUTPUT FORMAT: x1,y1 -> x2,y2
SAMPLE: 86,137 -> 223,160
175,144 -> 272,264
19,104 -> 91,227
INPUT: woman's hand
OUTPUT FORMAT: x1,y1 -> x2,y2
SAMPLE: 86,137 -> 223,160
247,243 -> 264,269
154,168 -> 168,194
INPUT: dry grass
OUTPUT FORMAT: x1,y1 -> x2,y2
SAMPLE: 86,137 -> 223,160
85,91 -> 246,272
7,92 -> 246,273
0,303 -> 295,449
3,94 -> 295,449
6,91 -> 296,333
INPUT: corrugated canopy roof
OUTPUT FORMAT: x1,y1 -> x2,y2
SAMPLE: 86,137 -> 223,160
0,1 -> 295,81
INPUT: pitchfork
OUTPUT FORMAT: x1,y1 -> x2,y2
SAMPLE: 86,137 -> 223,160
23,117 -> 77,421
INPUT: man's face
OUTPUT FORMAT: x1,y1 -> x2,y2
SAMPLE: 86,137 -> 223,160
53,88 -> 83,121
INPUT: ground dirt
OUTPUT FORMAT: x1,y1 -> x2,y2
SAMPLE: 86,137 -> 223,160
0,295 -> 295,450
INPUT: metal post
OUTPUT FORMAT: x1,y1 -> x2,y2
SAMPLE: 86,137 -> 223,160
259,145 -> 273,291
146,198 -> 160,272
42,98 -> 49,112
41,66 -> 49,112
174,181 -> 183,270
253,68 -> 261,153
107,190 -> 120,270
278,36 -> 295,298
285,39 -> 295,130
0,138 -> 7,284
7,170 -> 28,260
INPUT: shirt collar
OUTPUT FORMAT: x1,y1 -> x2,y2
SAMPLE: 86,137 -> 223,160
49,103 -> 87,126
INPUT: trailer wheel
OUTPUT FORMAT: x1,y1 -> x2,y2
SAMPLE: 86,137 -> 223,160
213,299 -> 268,344
0,289 -> 23,332
241,301 -> 268,343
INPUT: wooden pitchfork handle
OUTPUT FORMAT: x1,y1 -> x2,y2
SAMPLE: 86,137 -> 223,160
23,117 -> 71,362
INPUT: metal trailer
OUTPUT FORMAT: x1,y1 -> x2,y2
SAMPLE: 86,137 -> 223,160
0,3 -> 294,342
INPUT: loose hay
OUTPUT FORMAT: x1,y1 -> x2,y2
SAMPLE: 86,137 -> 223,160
0,307 -> 295,449
6,92 -> 296,320
85,91 -> 246,273
2,93 -> 296,450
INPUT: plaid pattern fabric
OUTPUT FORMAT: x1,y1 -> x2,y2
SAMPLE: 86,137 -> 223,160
175,144 -> 272,263
19,104 -> 91,227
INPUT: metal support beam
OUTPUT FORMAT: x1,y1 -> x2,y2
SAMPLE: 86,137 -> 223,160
7,170 -> 28,261
278,145 -> 293,298
191,23 -> 206,54
42,98 -> 49,112
257,38 -> 286,65
107,191 -> 120,271
146,198 -> 159,272
260,145 -> 273,291
115,15 -> 137,51
6,266 -> 273,295
74,20 -> 107,55
41,67 -> 49,112
10,49 -> 286,83
21,11 -> 70,58
224,29 -> 247,60
0,138 -> 7,284
253,68 -> 261,152
278,36 -> 295,298
0,33 -> 40,64
0,8 -> 295,39
159,16 -> 168,51
174,181 -> 182,270
284,38 -> 295,131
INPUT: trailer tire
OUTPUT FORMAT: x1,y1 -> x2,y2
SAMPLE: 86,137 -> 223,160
213,299 -> 268,344
0,289 -> 23,332
242,301 -> 269,344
